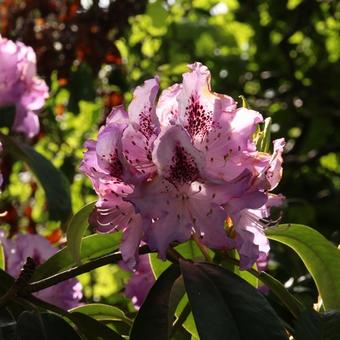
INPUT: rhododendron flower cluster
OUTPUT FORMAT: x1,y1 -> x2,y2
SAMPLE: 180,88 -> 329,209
0,231 -> 82,310
0,36 -> 48,138
80,63 -> 284,270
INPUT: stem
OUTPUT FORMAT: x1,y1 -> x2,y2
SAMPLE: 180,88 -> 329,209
192,233 -> 212,262
27,245 -> 152,293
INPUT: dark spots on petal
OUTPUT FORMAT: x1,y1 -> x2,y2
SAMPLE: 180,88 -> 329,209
168,145 -> 200,184
139,105 -> 157,140
184,94 -> 213,137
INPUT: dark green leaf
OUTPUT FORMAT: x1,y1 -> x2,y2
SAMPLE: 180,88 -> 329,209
266,224 -> 340,311
294,310 -> 340,340
180,260 -> 289,340
0,268 -> 14,295
16,311 -> 46,340
17,311 -> 80,340
68,63 -> 96,114
66,201 -> 96,265
258,271 -> 304,318
180,260 -> 240,340
130,263 -> 181,340
0,133 -> 72,222
0,308 -> 16,340
0,105 -> 15,129
32,232 -> 122,281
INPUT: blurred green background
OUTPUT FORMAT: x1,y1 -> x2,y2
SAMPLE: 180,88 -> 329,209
1,0 -> 340,311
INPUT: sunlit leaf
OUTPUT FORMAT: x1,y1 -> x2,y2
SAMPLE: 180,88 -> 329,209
66,201 -> 96,265
266,224 -> 340,311
70,312 -> 123,340
0,243 -> 5,271
32,232 -> 122,281
70,303 -> 132,326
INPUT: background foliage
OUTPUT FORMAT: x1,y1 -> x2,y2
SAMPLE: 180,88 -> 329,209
1,0 -> 340,326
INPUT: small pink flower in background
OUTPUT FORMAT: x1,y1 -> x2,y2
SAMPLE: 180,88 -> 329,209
0,142 -> 3,188
0,36 -> 48,138
81,62 -> 285,271
120,254 -> 155,310
0,231 -> 82,310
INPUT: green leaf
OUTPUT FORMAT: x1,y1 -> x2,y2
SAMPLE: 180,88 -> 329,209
0,243 -> 5,271
238,95 -> 250,109
257,117 -> 272,152
266,224 -> 340,311
32,232 -> 122,281
174,293 -> 199,339
0,133 -> 72,222
66,201 -> 96,265
149,240 -> 207,279
0,269 -> 14,295
0,105 -> 15,129
149,253 -> 171,279
70,303 -> 132,326
294,310 -> 340,340
180,260 -> 288,340
219,249 -> 259,288
259,271 -> 304,318
130,264 -> 181,340
69,312 -> 123,340
0,307 -> 17,339
16,311 -> 81,340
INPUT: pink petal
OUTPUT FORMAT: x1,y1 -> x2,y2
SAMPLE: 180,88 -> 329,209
128,77 -> 160,139
156,83 -> 182,126
122,125 -> 156,176
152,125 -> 204,184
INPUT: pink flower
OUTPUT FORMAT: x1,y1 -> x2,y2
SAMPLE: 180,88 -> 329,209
0,36 -> 48,138
227,193 -> 285,271
81,62 -> 284,269
0,231 -> 82,310
121,254 -> 155,310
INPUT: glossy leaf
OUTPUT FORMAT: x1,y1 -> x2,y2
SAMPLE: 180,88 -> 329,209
259,271 -> 304,318
0,133 -> 72,222
266,224 -> 340,311
294,310 -> 340,340
0,269 -> 14,295
70,303 -> 132,325
69,312 -> 123,340
32,232 -> 122,281
16,311 -> 81,340
66,201 -> 96,265
0,243 -> 4,271
174,293 -> 199,340
180,260 -> 288,340
130,264 -> 181,340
